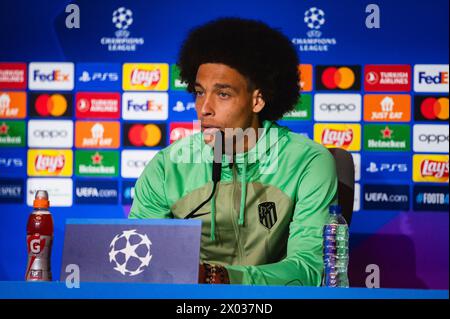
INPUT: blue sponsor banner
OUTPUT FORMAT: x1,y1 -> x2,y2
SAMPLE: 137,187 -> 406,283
362,153 -> 411,181
413,185 -> 449,211
75,180 -> 119,204
168,92 -> 197,122
122,180 -> 136,205
363,184 -> 410,211
60,220 -> 201,283
0,178 -> 24,203
75,63 -> 121,91
0,149 -> 26,177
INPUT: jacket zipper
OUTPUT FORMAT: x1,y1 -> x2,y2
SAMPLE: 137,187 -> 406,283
231,163 -> 245,264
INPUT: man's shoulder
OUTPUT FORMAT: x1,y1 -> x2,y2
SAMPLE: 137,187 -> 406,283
283,129 -> 331,159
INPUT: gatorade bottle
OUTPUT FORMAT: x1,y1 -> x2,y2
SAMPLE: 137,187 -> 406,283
25,190 -> 53,281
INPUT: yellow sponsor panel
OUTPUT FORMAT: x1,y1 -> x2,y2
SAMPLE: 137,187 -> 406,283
413,154 -> 449,183
122,63 -> 169,91
27,149 -> 73,176
314,123 -> 361,151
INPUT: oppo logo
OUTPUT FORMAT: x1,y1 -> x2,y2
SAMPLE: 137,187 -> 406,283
319,103 -> 356,112
126,160 -> 149,168
418,134 -> 449,144
33,130 -> 68,138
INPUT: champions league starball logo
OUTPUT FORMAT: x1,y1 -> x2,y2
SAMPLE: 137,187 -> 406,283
100,7 -> 144,51
108,229 -> 152,276
304,7 -> 325,31
112,7 -> 133,37
291,7 -> 337,52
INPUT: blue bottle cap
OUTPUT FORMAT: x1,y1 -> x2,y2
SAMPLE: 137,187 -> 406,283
329,205 -> 342,215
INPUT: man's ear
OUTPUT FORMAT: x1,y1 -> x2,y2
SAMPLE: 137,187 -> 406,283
252,89 -> 265,113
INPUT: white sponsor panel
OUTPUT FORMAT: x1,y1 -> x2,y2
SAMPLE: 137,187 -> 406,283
354,183 -> 360,212
28,120 -> 74,148
28,62 -> 74,91
27,178 -> 73,207
413,124 -> 449,153
121,150 -> 158,178
314,94 -> 361,122
122,92 -> 168,120
414,64 -> 449,93
351,153 -> 361,181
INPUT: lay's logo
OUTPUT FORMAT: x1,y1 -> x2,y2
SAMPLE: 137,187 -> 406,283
27,149 -> 73,176
413,155 -> 449,183
122,63 -> 169,91
314,124 -> 361,151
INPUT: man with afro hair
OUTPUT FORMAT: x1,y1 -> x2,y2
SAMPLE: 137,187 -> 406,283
130,17 -> 338,286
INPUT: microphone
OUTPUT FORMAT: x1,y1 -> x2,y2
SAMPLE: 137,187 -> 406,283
185,130 -> 224,219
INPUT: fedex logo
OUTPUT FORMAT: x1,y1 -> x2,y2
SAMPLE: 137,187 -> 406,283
414,65 -> 449,93
127,100 -> 162,112
29,63 -> 74,90
418,72 -> 448,85
122,92 -> 168,120
33,70 -> 70,82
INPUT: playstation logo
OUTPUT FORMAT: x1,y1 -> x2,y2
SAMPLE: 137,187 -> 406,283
79,71 -> 91,82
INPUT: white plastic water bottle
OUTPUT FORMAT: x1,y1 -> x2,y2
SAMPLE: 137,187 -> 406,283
322,205 -> 349,287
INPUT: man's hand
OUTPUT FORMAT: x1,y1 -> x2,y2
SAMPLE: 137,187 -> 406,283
198,263 -> 230,284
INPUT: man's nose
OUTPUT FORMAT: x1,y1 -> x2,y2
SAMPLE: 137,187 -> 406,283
198,95 -> 215,117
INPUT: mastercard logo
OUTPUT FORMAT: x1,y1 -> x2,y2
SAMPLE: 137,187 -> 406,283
316,66 -> 361,91
35,94 -> 67,116
124,123 -> 166,147
420,97 -> 449,120
29,93 -> 72,118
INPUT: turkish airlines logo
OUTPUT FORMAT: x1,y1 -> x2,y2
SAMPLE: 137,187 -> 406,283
314,94 -> 361,122
169,122 -> 200,143
413,125 -> 449,153
28,120 -> 73,148
0,63 -> 27,89
122,92 -> 168,120
122,63 -> 169,91
75,121 -> 120,148
316,65 -> 361,91
75,93 -> 120,119
413,155 -> 449,183
364,65 -> 411,92
27,149 -> 73,176
29,62 -> 74,91
414,64 -> 449,93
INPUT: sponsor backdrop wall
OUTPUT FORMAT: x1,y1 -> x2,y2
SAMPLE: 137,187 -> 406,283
0,0 -> 448,288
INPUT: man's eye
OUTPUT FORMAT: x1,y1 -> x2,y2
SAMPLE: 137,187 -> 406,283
195,91 -> 204,97
218,92 -> 230,98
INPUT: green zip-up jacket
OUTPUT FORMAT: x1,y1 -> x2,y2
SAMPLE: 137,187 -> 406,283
129,120 -> 338,286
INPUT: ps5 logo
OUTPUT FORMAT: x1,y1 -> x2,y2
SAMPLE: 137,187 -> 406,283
366,162 -> 408,173
79,71 -> 119,82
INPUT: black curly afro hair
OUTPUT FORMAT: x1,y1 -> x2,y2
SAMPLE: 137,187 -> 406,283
177,17 -> 300,122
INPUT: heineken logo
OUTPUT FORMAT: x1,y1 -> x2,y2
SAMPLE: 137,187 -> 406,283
0,121 -> 25,147
364,124 -> 410,151
283,94 -> 311,120
75,150 -> 118,177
